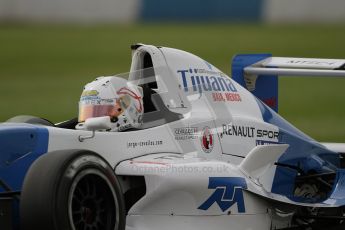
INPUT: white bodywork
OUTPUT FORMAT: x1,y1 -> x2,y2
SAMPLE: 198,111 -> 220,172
43,45 -> 345,230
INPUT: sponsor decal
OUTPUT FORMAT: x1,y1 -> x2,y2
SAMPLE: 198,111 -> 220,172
177,68 -> 238,94
222,123 -> 279,139
177,68 -> 241,102
81,90 -> 99,97
257,129 -> 279,139
212,92 -> 241,102
127,140 -> 163,149
198,177 -> 247,213
118,123 -> 132,132
174,127 -> 198,140
288,59 -> 338,66
201,126 -> 214,153
256,140 -> 279,146
80,90 -> 101,103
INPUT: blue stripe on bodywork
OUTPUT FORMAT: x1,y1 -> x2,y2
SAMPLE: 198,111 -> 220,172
0,123 -> 49,192
255,99 -> 340,201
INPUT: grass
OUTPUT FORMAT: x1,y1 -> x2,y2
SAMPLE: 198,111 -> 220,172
0,23 -> 344,141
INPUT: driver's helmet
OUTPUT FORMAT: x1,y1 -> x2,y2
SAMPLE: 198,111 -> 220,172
76,76 -> 144,131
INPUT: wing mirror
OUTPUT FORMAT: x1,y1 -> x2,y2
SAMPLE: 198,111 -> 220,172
78,116 -> 112,142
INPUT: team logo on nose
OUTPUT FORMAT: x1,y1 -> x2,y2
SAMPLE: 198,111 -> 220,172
201,126 -> 214,153
198,177 -> 247,213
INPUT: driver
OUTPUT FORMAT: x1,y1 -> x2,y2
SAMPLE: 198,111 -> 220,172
76,76 -> 144,131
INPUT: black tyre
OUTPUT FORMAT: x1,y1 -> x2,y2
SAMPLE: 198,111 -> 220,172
6,115 -> 54,126
20,150 -> 126,230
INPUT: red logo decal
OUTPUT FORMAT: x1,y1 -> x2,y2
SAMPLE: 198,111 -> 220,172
201,126 -> 214,153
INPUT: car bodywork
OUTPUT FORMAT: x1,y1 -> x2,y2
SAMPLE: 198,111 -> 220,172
1,44 -> 345,230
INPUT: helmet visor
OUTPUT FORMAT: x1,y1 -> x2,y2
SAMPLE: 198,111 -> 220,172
78,96 -> 130,122
78,104 -> 117,122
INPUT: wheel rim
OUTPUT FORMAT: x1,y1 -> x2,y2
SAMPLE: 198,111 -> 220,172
68,169 -> 119,230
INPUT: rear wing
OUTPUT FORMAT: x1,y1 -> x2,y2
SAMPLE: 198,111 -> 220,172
232,54 -> 345,112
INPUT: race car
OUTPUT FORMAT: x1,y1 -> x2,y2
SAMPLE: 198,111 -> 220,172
1,44 -> 345,230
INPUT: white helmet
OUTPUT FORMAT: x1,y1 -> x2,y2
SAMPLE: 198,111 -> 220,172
77,76 -> 144,131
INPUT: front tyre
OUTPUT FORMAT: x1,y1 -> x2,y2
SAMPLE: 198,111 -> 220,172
6,115 -> 54,126
20,150 -> 125,230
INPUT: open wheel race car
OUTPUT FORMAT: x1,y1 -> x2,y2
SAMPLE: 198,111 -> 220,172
1,44 -> 345,230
